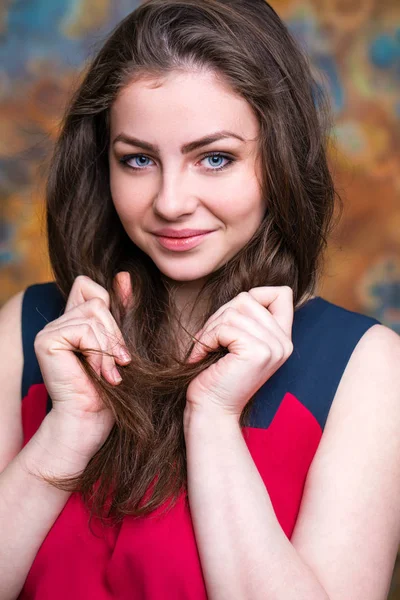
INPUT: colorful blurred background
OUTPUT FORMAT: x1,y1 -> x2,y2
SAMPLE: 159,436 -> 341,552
0,0 -> 399,594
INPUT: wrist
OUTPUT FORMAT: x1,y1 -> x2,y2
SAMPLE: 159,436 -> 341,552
183,402 -> 241,436
47,407 -> 113,452
20,411 -> 103,478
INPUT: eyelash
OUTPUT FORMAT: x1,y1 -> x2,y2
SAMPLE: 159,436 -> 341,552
118,152 -> 235,172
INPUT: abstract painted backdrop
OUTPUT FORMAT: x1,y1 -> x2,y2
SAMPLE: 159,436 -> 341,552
0,1 -> 400,593
1,0 -> 399,332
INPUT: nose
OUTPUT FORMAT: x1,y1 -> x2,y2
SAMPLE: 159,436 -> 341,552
152,171 -> 198,221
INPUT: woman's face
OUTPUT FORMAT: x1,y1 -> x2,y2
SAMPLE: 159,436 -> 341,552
109,70 -> 265,287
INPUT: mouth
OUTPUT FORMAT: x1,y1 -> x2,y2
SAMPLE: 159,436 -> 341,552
153,231 -> 214,252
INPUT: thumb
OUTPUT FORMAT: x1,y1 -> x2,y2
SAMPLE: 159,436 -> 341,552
113,271 -> 133,310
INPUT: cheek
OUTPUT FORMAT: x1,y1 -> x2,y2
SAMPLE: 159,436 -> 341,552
212,176 -> 263,223
109,174 -> 148,223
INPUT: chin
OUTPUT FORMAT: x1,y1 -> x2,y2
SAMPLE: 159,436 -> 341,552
153,260 -> 215,283
160,269 -> 211,284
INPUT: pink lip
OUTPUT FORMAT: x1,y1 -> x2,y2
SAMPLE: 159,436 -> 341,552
153,228 -> 214,238
154,231 -> 213,252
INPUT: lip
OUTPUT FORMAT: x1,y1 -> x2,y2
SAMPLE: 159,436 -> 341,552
153,228 -> 215,238
154,231 -> 214,252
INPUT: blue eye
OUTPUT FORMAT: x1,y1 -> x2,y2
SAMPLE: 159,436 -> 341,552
118,152 -> 234,172
119,155 -> 155,169
201,153 -> 233,171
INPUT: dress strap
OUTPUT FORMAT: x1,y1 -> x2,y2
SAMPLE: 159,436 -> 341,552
21,282 -> 65,407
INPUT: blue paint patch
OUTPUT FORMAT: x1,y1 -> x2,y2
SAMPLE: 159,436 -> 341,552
0,222 -> 16,267
314,55 -> 344,114
369,34 -> 399,69
0,250 -> 16,267
0,0 -> 140,78
368,277 -> 400,333
287,17 -> 344,114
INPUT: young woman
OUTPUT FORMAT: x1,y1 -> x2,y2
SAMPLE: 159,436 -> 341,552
1,0 -> 399,598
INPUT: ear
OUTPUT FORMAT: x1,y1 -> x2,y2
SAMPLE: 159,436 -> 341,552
113,271 -> 133,310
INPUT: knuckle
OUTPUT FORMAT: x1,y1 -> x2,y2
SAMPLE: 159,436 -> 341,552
285,340 -> 294,356
237,291 -> 249,301
259,345 -> 272,362
88,297 -> 108,312
80,322 -> 95,338
75,274 -> 89,284
74,276 -> 110,302
34,326 -> 45,338
102,289 -> 111,304
34,331 -> 55,355
237,291 -> 250,307
40,320 -> 53,332
34,325 -> 51,342
87,315 -> 101,332
224,307 -> 237,321
81,320 -> 94,334
33,331 -> 44,349
73,274 -> 92,290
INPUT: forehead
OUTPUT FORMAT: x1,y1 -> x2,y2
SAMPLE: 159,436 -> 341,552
109,70 -> 259,143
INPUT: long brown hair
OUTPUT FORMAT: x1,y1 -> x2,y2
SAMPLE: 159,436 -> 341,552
43,0 -> 340,523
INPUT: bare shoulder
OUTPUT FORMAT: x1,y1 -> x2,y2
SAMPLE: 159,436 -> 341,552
0,290 -> 25,472
332,321 -> 400,430
334,325 -> 400,396
290,323 -> 400,599
348,321 -> 400,369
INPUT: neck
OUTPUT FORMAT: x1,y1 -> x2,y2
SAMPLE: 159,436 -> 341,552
163,278 -> 210,345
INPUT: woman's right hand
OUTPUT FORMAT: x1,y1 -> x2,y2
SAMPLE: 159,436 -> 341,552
33,273 -> 132,455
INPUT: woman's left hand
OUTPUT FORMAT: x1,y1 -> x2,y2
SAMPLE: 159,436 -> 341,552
185,286 -> 294,420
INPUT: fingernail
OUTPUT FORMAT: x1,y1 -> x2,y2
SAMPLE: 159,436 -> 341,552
113,367 -> 122,383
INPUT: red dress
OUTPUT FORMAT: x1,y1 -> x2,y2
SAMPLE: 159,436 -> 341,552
18,283 -> 380,599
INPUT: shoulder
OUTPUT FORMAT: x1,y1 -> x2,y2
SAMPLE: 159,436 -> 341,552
352,320 -> 399,353
0,290 -> 25,380
339,322 -> 400,401
322,320 -> 400,494
0,289 -> 24,360
308,298 -> 398,396
0,288 -> 24,321
0,290 -> 25,471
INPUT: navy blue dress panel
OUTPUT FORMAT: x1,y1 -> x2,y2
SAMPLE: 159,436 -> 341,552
21,282 -> 66,410
250,297 -> 382,430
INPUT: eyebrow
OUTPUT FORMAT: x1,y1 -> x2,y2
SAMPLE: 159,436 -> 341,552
112,130 -> 246,154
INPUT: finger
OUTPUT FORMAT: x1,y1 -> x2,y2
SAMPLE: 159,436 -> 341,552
42,322 -> 105,380
44,315 -> 129,375
113,271 -> 133,310
65,275 -> 110,313
189,322 -> 272,364
247,286 -> 294,339
204,307 -> 283,350
196,316 -> 285,363
45,299 -> 131,364
198,294 -> 292,347
194,289 -> 293,347
41,319 -> 120,385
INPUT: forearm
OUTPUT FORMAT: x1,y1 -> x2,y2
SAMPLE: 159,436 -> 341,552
184,407 -> 329,600
0,412 -> 93,600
